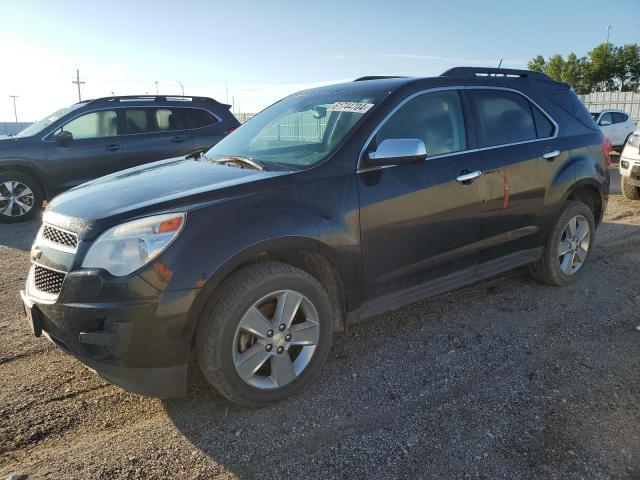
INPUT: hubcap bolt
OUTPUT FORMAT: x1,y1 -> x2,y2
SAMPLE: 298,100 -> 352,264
266,329 -> 274,337
279,324 -> 286,332
277,346 -> 284,354
285,334 -> 292,341
266,344 -> 273,352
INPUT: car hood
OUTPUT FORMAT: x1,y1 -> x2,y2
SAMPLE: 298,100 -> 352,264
45,157 -> 292,237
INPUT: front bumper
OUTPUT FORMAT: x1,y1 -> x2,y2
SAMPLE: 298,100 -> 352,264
21,266 -> 198,398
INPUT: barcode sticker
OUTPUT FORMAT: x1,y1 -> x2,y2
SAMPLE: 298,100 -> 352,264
328,102 -> 374,114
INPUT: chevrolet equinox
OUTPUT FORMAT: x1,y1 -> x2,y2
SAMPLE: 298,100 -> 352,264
21,67 -> 610,407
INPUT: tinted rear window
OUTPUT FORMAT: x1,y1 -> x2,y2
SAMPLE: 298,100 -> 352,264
124,109 -> 150,134
543,89 -> 599,131
184,109 -> 217,129
468,90 -> 536,147
612,112 -> 629,124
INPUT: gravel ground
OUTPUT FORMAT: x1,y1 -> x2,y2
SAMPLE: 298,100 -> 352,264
1,167 -> 639,479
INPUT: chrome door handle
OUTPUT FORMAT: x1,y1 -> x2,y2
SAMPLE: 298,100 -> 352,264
542,149 -> 560,160
456,170 -> 482,184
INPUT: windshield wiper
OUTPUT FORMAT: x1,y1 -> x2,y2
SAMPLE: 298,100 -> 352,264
211,156 -> 265,171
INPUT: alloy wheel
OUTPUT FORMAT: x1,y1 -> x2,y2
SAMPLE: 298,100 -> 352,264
232,289 -> 320,389
558,215 -> 590,275
0,181 -> 35,218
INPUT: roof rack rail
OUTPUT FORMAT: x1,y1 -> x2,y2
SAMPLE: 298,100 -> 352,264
354,76 -> 406,82
440,67 -> 550,81
85,95 -> 220,105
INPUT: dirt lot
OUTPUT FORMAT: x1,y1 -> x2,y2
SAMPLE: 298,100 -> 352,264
1,167 -> 639,479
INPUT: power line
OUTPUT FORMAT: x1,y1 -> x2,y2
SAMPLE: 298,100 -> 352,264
72,68 -> 85,102
8,95 -> 18,122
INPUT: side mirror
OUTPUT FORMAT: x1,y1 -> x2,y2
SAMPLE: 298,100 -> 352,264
56,130 -> 73,147
366,138 -> 427,167
599,119 -> 612,126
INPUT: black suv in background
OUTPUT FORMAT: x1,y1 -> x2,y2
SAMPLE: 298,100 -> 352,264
22,68 -> 609,407
0,95 -> 240,222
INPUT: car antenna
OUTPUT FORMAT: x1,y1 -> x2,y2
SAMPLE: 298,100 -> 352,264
497,58 -> 503,68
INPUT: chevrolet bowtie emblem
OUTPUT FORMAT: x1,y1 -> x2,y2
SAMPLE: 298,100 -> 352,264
30,247 -> 42,261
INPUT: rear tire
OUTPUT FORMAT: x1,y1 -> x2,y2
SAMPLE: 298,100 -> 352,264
621,176 -> 640,200
196,262 -> 333,407
529,201 -> 595,287
0,171 -> 43,223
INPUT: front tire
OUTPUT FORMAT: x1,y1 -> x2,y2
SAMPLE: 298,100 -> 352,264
196,262 -> 333,407
529,201 -> 596,287
0,171 -> 43,223
621,176 -> 640,200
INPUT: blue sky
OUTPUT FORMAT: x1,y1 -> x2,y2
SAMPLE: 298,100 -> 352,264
1,0 -> 638,121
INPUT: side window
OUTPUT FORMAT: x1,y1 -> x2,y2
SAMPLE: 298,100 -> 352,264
374,90 -> 466,156
531,104 -> 555,138
468,90 -> 536,147
612,112 -> 628,124
184,109 -> 217,129
154,108 -> 182,131
124,109 -> 150,134
599,112 -> 613,125
62,110 -> 117,140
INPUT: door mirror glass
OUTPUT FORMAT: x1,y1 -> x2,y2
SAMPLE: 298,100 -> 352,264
599,119 -> 612,126
367,138 -> 427,167
56,130 -> 73,147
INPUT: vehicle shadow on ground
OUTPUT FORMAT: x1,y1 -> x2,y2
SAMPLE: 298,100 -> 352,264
0,219 -> 40,251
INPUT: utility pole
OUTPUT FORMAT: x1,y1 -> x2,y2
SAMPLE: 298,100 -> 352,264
177,80 -> 184,96
155,81 -> 159,94
9,95 -> 18,122
606,24 -> 611,44
72,68 -> 85,101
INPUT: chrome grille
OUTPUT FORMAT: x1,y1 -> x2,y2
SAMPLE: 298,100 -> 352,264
42,225 -> 78,250
33,265 -> 65,295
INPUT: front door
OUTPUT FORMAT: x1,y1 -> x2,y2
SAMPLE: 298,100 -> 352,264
45,109 -> 122,192
358,89 -> 485,311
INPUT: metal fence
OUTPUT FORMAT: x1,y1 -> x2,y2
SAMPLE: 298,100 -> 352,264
236,113 -> 256,124
579,91 -> 640,123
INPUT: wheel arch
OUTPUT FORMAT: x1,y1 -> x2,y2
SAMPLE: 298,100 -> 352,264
563,179 -> 604,226
186,236 -> 350,350
0,161 -> 51,199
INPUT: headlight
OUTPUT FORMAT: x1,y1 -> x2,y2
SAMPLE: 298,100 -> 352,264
82,213 -> 185,276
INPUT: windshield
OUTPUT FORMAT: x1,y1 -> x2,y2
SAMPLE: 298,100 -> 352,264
15,103 -> 87,138
205,91 -> 383,169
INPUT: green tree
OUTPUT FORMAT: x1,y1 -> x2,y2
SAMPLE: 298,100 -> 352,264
527,42 -> 640,93
527,55 -> 546,73
585,43 -> 617,91
561,53 -> 587,94
614,44 -> 640,91
545,54 -> 566,81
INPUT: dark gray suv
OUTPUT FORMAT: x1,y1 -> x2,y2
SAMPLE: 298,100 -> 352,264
0,95 -> 240,222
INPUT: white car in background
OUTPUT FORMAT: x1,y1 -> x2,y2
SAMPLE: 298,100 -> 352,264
591,109 -> 636,149
620,128 -> 640,200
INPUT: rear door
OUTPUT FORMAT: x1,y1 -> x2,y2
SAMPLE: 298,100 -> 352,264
120,107 -> 194,169
45,109 -> 122,191
358,89 -> 485,307
182,108 -> 227,153
466,88 -> 561,264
